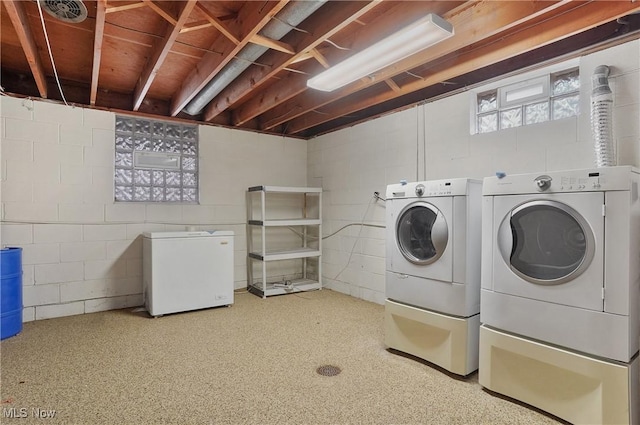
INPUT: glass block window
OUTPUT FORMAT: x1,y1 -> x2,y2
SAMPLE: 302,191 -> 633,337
114,116 -> 198,203
475,68 -> 579,134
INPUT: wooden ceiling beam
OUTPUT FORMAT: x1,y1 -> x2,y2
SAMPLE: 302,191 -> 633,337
195,3 -> 240,45
258,0 -> 572,131
105,1 -> 146,14
90,0 -> 107,106
283,1 -> 640,135
3,0 -> 48,98
133,0 -> 198,111
141,0 -> 177,25
204,0 -> 380,124
250,34 -> 295,55
169,0 -> 290,116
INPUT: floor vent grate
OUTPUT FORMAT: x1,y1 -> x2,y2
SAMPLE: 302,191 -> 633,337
316,365 -> 341,377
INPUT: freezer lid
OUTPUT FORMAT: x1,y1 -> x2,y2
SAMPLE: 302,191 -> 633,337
142,230 -> 234,239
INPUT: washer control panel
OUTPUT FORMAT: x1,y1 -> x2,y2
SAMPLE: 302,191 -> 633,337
387,178 -> 480,198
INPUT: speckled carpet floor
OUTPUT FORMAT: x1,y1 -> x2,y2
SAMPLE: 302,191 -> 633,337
0,289 -> 562,424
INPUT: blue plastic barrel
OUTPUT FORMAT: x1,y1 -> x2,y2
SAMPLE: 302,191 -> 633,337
1,247 -> 23,340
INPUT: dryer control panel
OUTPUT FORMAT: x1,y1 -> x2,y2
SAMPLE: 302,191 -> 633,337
483,166 -> 639,195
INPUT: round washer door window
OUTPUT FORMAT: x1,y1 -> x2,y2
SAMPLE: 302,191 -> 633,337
396,202 -> 448,265
500,200 -> 595,284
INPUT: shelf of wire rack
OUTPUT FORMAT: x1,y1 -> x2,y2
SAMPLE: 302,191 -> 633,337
246,186 -> 322,298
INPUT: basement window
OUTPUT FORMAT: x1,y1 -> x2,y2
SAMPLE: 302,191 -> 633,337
475,68 -> 580,134
114,116 -> 199,203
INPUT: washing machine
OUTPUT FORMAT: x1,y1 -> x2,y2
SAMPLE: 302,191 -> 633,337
384,178 -> 482,376
479,166 -> 640,424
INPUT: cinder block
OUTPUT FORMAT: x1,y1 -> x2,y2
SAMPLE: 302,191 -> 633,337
60,279 -> 108,302
1,181 -> 33,203
1,96 -> 34,120
34,262 -> 84,284
31,160 -> 61,183
84,258 -> 127,280
33,183 -> 83,204
145,204 -> 183,223
126,258 -> 142,277
84,294 -> 142,314
83,224 -> 127,241
84,143 -> 114,167
23,283 -> 60,307
91,166 -> 114,185
4,203 -> 58,222
92,128 -> 115,146
82,180 -> 114,204
125,223 -> 165,239
106,239 -> 142,260
5,118 -> 58,144
105,203 -> 146,222
21,243 -> 60,265
60,126 -> 93,146
23,307 -> 35,323
60,241 -> 106,262
33,101 -> 83,127
108,276 -> 142,297
59,204 -> 105,223
60,164 -> 92,185
34,224 -> 82,243
1,139 -> 33,162
22,265 -> 35,286
35,301 -> 84,320
83,108 -> 114,130
34,143 -> 83,164
1,224 -> 33,244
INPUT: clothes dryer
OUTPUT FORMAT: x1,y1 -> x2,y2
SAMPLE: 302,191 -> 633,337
384,179 -> 482,375
479,166 -> 640,424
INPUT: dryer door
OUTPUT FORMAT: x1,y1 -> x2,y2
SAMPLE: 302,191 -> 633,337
492,192 -> 604,311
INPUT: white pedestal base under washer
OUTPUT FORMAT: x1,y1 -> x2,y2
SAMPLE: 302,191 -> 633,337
384,179 -> 482,376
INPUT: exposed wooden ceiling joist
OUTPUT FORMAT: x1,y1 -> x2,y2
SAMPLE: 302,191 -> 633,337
3,0 -> 48,98
90,0 -> 107,105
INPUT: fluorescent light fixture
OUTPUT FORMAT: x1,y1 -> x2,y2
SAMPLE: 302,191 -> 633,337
307,14 -> 454,92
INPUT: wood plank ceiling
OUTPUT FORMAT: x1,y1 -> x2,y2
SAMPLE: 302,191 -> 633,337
2,1 -> 640,139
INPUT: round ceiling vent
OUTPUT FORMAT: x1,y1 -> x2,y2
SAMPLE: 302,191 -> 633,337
40,0 -> 88,23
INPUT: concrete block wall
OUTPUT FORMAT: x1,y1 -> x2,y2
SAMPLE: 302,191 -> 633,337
1,97 -> 307,321
309,40 -> 640,304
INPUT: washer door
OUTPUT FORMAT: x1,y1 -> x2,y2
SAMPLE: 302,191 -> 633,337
396,202 -> 448,265
498,200 -> 595,285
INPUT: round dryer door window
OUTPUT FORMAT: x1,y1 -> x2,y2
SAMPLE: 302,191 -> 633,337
500,200 -> 595,284
396,202 -> 448,265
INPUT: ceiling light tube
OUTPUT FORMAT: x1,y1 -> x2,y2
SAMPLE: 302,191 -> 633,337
307,14 -> 454,92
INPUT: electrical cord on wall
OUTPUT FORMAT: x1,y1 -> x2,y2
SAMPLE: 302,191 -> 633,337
36,0 -> 68,106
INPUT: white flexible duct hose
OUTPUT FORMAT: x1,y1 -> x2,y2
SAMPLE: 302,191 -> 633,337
591,65 -> 616,167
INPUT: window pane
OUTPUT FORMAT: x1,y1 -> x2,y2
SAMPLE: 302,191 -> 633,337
165,139 -> 181,153
134,120 -> 151,134
152,170 -> 165,186
116,135 -> 133,151
183,127 -> 197,140
134,170 -> 151,185
553,69 -> 580,95
115,151 -> 133,167
500,107 -> 522,129
152,187 -> 164,202
182,156 -> 196,171
478,91 -> 497,113
166,124 -> 181,138
166,171 -> 181,187
116,117 -> 133,133
166,188 -> 181,201
183,189 -> 197,202
134,186 -> 151,201
478,113 -> 498,133
183,172 -> 197,187
153,122 -> 165,137
115,169 -> 132,185
183,140 -> 197,155
152,138 -> 164,152
525,102 -> 549,125
134,136 -> 152,151
115,185 -> 133,201
553,95 -> 579,120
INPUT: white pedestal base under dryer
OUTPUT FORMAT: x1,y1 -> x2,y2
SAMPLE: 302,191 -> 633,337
385,178 -> 482,375
479,325 -> 639,425
385,300 -> 480,376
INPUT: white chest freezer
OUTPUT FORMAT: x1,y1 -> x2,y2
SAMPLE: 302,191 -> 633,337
142,231 -> 234,317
